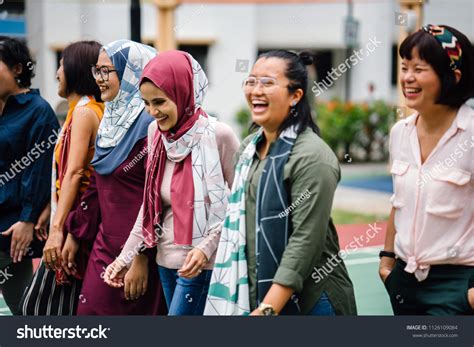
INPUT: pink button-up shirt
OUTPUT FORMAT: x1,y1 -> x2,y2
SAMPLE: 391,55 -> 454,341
389,103 -> 473,281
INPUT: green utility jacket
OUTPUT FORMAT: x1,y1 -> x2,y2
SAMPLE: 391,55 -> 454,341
238,127 -> 357,315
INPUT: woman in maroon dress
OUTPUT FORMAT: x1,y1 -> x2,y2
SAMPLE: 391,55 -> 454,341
65,40 -> 166,315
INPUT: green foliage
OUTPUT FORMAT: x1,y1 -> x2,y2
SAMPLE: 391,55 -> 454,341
234,99 -> 396,161
235,107 -> 252,139
316,98 -> 396,161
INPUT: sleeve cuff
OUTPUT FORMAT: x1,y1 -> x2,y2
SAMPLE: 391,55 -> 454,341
273,266 -> 304,292
19,207 -> 36,223
195,231 -> 221,262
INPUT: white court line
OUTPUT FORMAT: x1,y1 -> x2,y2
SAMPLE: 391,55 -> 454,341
350,245 -> 384,254
344,245 -> 383,265
346,257 -> 380,265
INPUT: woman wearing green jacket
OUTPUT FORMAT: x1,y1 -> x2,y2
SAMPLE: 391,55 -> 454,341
205,50 -> 357,316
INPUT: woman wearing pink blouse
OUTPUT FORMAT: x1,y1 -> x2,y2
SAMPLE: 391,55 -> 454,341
379,25 -> 474,315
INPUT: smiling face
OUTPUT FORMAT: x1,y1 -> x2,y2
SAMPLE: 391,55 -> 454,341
140,81 -> 178,131
94,51 -> 120,102
56,59 -> 67,98
400,47 -> 442,112
244,57 -> 301,133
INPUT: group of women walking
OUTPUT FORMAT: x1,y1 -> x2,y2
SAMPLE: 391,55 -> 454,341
0,23 -> 472,317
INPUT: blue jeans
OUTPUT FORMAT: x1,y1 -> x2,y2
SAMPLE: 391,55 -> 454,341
308,292 -> 336,315
158,265 -> 212,315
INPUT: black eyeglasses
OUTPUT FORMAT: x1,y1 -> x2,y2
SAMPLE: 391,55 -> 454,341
91,65 -> 117,81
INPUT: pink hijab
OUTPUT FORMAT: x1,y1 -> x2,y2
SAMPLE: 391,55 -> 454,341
141,50 -> 207,247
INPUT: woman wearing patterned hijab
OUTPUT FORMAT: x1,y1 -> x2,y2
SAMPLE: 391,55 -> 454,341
104,50 -> 240,315
64,40 -> 166,315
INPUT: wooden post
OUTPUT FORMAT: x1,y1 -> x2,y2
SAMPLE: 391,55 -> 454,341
155,0 -> 179,51
397,0 -> 424,117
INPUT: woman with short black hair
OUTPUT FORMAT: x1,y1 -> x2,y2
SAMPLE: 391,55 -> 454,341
21,41 -> 104,315
0,36 -> 59,315
380,25 -> 474,315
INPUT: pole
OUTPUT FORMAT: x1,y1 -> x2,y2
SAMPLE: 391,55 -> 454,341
131,0 -> 141,43
155,0 -> 179,51
345,0 -> 353,102
397,0 -> 424,117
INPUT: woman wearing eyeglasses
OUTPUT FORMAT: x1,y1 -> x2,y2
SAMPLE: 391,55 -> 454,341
205,50 -> 357,316
21,41 -> 104,315
63,40 -> 166,315
379,25 -> 474,315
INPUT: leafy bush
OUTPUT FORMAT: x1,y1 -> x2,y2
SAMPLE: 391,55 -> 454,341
235,107 -> 252,139
235,99 -> 396,162
316,98 -> 396,161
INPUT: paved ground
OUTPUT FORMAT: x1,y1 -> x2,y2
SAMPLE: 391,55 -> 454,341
335,163 -> 392,315
0,223 -> 392,316
1,163 -> 394,316
334,162 -> 392,216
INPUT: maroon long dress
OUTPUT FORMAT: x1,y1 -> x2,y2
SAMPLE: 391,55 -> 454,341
69,138 -> 166,315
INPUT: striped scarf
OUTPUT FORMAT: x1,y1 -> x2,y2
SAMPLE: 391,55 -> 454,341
204,126 -> 299,315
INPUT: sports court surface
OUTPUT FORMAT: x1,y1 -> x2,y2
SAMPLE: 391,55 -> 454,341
0,222 -> 392,316
1,164 -> 393,316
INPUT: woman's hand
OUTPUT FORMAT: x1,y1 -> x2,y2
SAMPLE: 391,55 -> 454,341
178,248 -> 208,279
34,203 -> 50,241
1,221 -> 34,263
468,288 -> 474,310
124,254 -> 149,300
61,233 -> 79,276
43,225 -> 64,271
379,256 -> 396,283
250,309 -> 263,316
104,258 -> 129,288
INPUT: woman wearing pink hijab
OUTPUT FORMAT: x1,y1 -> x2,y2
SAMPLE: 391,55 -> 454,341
104,50 -> 239,315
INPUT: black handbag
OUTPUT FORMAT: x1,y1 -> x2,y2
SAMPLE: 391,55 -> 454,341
19,260 -> 82,316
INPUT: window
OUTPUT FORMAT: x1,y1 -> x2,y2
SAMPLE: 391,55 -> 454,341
391,44 -> 397,86
178,44 -> 209,72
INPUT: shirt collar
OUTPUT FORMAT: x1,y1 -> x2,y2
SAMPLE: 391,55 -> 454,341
9,89 -> 39,105
454,103 -> 471,131
403,102 -> 471,131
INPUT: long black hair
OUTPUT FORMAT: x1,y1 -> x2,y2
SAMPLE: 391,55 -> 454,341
250,50 -> 319,135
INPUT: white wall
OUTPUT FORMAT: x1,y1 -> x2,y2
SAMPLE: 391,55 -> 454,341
25,0 -> 474,133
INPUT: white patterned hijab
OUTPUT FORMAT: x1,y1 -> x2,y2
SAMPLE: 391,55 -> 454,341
96,40 -> 157,148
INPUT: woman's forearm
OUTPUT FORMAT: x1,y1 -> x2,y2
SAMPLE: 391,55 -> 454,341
379,207 -> 397,278
52,170 -> 85,230
384,207 -> 396,252
261,283 -> 294,314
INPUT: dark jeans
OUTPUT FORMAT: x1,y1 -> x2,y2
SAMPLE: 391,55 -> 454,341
308,291 -> 336,315
0,251 -> 33,315
384,259 -> 474,315
158,265 -> 212,316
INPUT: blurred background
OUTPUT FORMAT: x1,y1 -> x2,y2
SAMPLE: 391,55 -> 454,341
0,0 -> 472,315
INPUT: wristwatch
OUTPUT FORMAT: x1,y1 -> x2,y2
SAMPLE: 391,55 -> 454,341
257,303 -> 278,316
379,250 -> 396,259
